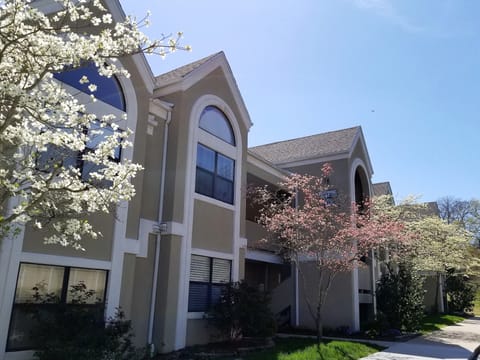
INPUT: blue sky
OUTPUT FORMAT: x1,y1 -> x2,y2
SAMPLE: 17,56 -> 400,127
122,0 -> 480,203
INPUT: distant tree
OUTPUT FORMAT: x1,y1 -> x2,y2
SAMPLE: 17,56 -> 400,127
251,165 -> 408,344
0,0 -> 189,248
438,197 -> 480,247
373,196 -> 477,274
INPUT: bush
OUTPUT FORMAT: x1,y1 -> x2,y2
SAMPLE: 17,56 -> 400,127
32,282 -> 145,360
445,270 -> 477,314
376,263 -> 425,332
33,307 -> 145,360
207,281 -> 276,341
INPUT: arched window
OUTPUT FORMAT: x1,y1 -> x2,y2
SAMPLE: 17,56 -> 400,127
199,106 -> 235,145
54,62 -> 126,111
41,62 -> 127,185
195,105 -> 236,204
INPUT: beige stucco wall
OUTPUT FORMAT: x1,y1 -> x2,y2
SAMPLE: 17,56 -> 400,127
423,274 -> 439,313
139,119 -> 168,222
128,235 -> 156,346
358,265 -> 372,292
298,262 -> 355,330
192,200 -> 234,253
239,247 -> 246,280
119,253 -> 136,317
121,57 -> 155,241
21,213 -> 114,260
158,67 -> 249,230
186,319 -> 214,346
154,234 -> 182,353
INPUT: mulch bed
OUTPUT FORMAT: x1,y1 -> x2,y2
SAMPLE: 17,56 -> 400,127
154,337 -> 274,359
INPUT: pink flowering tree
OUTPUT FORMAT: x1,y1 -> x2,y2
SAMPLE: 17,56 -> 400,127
251,164 -> 409,343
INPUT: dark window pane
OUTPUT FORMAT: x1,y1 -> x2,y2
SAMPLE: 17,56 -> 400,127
211,284 -> 225,307
214,177 -> 233,204
217,154 -> 234,181
54,62 -> 126,111
7,305 -> 42,351
37,145 -> 79,172
86,121 -> 121,160
199,106 -> 235,145
188,283 -> 209,312
195,168 -> 214,197
196,144 -> 215,172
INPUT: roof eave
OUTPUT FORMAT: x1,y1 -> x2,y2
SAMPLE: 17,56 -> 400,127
348,127 -> 374,177
154,52 -> 253,131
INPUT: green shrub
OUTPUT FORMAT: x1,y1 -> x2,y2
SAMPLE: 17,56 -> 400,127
445,270 -> 477,313
376,263 -> 425,332
32,282 -> 145,360
207,281 -> 276,341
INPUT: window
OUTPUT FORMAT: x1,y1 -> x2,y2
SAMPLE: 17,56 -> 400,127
7,263 -> 108,351
188,255 -> 231,312
195,143 -> 234,204
199,106 -> 235,145
36,120 -> 122,184
54,62 -> 126,111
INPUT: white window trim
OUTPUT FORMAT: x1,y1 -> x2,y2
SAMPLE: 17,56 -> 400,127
187,252 -> 233,316
176,94 -> 243,349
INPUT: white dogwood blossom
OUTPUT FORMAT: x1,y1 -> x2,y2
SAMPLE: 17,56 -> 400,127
0,0 -> 189,249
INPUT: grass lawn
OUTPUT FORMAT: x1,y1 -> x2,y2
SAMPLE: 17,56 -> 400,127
419,313 -> 466,334
241,337 -> 383,360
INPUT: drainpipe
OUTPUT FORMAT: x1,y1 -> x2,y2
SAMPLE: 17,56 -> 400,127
294,188 -> 300,327
370,249 -> 377,318
147,102 -> 173,355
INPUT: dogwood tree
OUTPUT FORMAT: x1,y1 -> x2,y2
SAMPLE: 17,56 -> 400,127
372,196 -> 478,273
251,164 -> 408,342
0,0 -> 187,248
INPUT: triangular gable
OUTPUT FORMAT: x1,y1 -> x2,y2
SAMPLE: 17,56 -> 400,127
154,52 -> 253,131
348,127 -> 374,177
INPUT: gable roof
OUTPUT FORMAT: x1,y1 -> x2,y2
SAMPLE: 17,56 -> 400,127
154,51 -> 252,130
155,52 -> 221,87
249,127 -> 361,165
372,182 -> 393,197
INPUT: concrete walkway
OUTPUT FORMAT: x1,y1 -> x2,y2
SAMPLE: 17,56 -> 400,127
361,317 -> 480,360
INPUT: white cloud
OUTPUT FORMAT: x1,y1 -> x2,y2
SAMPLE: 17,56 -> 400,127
352,0 -> 424,33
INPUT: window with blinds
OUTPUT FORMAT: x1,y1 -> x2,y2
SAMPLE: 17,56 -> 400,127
188,255 -> 231,312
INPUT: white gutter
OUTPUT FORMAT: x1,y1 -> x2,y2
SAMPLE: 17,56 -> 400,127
147,103 -> 173,354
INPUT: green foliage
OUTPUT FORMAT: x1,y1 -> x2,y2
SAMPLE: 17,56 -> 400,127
243,338 -> 382,360
207,281 -> 276,341
376,263 -> 425,332
445,270 -> 477,313
32,282 -> 145,360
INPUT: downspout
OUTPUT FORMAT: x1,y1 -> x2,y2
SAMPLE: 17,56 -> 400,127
147,106 -> 172,354
370,249 -> 377,318
294,188 -> 300,326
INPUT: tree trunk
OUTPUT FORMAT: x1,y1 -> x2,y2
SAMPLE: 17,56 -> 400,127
316,304 -> 323,346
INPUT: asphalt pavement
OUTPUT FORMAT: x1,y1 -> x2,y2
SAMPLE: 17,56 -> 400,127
360,316 -> 480,360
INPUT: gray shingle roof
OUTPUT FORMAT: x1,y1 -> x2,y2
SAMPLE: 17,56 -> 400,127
155,52 -> 223,87
249,127 -> 360,165
372,182 -> 392,197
